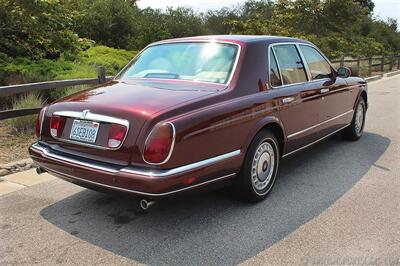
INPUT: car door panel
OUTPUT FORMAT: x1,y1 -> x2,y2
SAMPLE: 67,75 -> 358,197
269,44 -> 323,154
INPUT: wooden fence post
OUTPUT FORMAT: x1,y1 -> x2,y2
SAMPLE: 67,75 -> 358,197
340,55 -> 345,67
389,55 -> 394,71
98,66 -> 106,84
356,57 -> 361,76
380,55 -> 385,73
398,55 -> 400,70
368,57 -> 372,77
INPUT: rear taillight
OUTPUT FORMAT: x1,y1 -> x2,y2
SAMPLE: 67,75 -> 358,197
50,116 -> 66,138
108,124 -> 127,148
35,107 -> 46,138
143,122 -> 175,164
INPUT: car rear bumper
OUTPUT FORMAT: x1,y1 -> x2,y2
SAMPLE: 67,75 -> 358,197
29,142 -> 241,199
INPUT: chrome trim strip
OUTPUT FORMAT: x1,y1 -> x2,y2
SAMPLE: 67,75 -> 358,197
282,124 -> 350,158
53,110 -> 130,128
52,110 -> 130,150
43,166 -> 236,197
30,142 -> 241,177
287,110 -> 353,139
142,122 -> 176,165
115,40 -> 242,86
126,150 -> 241,177
31,143 -> 119,173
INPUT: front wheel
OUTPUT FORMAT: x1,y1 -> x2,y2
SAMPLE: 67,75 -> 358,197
342,97 -> 366,140
232,130 -> 280,202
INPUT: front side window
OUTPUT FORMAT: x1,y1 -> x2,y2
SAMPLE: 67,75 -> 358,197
300,45 -> 332,80
117,42 -> 239,85
272,45 -> 308,85
269,51 -> 282,87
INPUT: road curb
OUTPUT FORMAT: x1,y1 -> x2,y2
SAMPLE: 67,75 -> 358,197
0,158 -> 35,177
386,70 -> 400,77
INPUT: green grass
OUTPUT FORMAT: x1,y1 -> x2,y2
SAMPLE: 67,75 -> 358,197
1,45 -> 137,85
7,93 -> 44,133
0,45 -> 138,104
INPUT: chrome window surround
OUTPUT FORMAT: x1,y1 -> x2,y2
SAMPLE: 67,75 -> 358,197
142,122 -> 176,165
52,110 -> 130,150
114,40 -> 242,87
287,110 -> 353,139
267,42 -> 337,89
30,142 -> 241,177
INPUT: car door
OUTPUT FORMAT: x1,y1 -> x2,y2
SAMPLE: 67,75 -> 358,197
298,44 -> 354,135
269,43 -> 323,154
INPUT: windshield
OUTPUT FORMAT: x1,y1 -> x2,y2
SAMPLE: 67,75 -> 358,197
117,42 -> 239,84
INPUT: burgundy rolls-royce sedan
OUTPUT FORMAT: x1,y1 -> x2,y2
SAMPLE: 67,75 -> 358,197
30,35 -> 367,209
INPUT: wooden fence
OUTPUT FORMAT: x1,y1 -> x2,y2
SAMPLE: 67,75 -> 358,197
0,66 -> 111,120
1,54 -> 399,121
331,54 -> 400,77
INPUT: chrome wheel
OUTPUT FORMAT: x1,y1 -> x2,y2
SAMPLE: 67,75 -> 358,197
355,102 -> 364,134
251,141 -> 275,194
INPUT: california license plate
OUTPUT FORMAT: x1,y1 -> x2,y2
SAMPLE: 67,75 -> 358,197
70,120 -> 99,143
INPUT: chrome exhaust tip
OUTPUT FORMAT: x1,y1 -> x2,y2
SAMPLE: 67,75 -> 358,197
139,199 -> 156,211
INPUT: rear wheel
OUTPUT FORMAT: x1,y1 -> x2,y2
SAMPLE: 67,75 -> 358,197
233,130 -> 280,202
342,97 -> 366,140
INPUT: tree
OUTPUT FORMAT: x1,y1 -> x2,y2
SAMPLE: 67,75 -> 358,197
71,0 -> 140,49
0,0 -> 83,59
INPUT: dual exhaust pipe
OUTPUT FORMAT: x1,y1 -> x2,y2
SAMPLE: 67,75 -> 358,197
36,166 -> 156,211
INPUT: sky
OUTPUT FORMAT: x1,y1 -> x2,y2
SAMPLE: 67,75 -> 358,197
137,0 -> 400,24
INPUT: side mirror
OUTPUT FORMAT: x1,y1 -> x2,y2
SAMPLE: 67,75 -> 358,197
337,67 -> 351,78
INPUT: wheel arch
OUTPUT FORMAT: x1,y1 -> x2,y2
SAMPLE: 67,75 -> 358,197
360,89 -> 368,109
243,116 -> 286,158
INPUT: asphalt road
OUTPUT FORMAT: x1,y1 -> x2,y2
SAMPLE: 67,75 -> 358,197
1,75 -> 399,265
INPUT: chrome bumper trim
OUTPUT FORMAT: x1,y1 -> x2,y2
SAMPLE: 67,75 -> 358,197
30,142 -> 241,177
42,166 -> 236,197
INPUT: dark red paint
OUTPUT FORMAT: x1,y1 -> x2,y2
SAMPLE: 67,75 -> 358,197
29,35 -> 367,199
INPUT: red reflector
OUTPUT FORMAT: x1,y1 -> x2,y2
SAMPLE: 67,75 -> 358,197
50,116 -> 66,138
107,124 -> 127,148
143,122 -> 175,164
182,177 -> 197,185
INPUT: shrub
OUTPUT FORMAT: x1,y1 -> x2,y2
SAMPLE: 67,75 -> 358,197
78,45 -> 137,75
7,93 -> 44,134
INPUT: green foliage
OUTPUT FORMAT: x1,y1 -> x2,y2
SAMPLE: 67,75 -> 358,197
0,46 -> 136,102
0,0 -> 399,89
7,93 -> 43,133
70,0 -> 140,49
226,0 -> 399,59
78,46 -> 137,75
0,0 -> 90,59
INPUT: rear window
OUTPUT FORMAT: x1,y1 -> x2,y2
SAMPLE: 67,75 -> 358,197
118,42 -> 239,85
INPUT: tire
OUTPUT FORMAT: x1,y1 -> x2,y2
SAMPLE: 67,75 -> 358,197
232,130 -> 280,202
342,97 -> 366,141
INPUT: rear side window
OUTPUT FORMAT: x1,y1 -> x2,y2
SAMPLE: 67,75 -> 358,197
273,45 -> 308,85
300,45 -> 332,80
269,51 -> 282,87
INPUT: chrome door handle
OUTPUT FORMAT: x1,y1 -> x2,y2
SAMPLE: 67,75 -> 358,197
282,97 -> 295,104
320,88 -> 330,94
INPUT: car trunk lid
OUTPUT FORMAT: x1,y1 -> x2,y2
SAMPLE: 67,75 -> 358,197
40,80 -> 219,166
